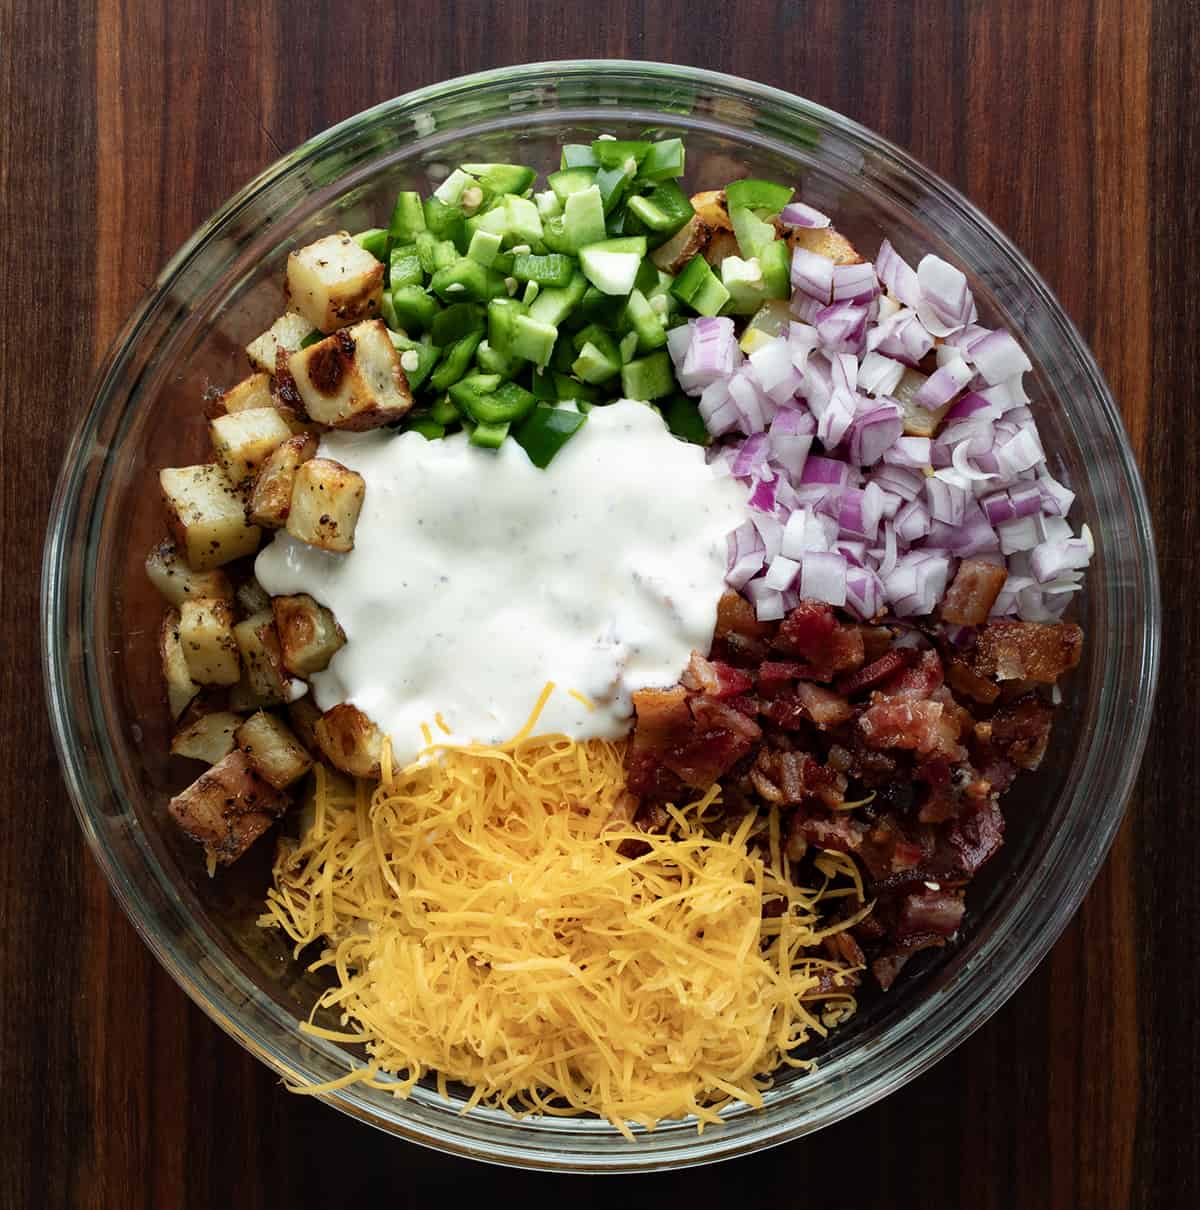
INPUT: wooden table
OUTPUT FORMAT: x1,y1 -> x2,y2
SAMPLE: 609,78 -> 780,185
2,1 -> 1194,1205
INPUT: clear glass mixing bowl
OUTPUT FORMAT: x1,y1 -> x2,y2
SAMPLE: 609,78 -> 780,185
42,61 -> 1159,1172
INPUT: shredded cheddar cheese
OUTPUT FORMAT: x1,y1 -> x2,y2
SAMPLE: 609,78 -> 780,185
261,692 -> 865,1135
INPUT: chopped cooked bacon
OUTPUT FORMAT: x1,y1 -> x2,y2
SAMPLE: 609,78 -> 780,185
621,596 -> 1082,993
940,559 -> 1009,626
895,889 -> 965,939
835,649 -> 914,696
681,652 -> 754,698
859,698 -> 966,762
972,620 -> 1083,684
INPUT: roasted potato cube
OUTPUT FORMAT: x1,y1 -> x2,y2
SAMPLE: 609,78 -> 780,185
285,458 -> 365,553
891,369 -> 950,439
168,749 -> 290,866
145,539 -> 233,607
286,696 -> 323,752
235,577 -> 272,618
210,406 -> 294,488
690,189 -> 732,232
272,593 -> 345,676
247,433 -> 319,529
228,673 -> 275,714
160,609 -> 200,719
651,215 -> 712,274
287,320 -> 412,431
788,225 -> 865,266
314,704 -> 384,779
170,710 -> 242,764
235,711 -> 313,789
286,232 -> 384,333
178,597 -> 241,686
221,372 -> 274,414
160,465 -> 262,571
246,311 -> 317,373
702,228 -> 739,269
233,610 -> 304,703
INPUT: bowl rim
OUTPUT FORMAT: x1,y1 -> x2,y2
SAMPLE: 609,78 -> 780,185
43,58 -> 1160,1172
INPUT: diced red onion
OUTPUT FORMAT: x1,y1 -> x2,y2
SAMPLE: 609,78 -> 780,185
1030,537 -> 1091,583
791,247 -> 835,302
914,354 -> 973,410
915,254 -> 977,337
996,514 -> 1042,554
925,469 -> 969,526
867,307 -> 934,364
882,436 -> 932,469
731,432 -> 770,478
745,577 -> 786,622
801,455 -> 850,486
787,321 -> 820,371
872,463 -> 924,501
895,498 -> 931,543
725,521 -> 766,589
1008,482 -> 1043,518
728,367 -> 769,433
951,440 -> 999,482
884,552 -> 952,617
995,426 -> 1045,477
678,316 -> 741,393
943,323 -> 992,354
1037,471 -> 1075,516
874,239 -> 920,307
835,538 -> 866,565
817,389 -> 856,448
981,490 -> 1016,526
748,336 -> 801,403
837,485 -> 883,541
858,350 -> 906,397
780,201 -> 831,229
751,509 -> 784,560
763,554 -> 801,591
815,302 -> 869,354
768,409 -> 815,480
832,261 -> 878,302
800,551 -> 848,606
847,402 -> 903,466
845,565 -> 885,620
747,474 -> 778,514
969,328 -> 1033,385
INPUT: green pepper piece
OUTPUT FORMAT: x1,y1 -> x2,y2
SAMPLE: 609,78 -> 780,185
548,167 -> 598,202
623,288 -> 668,353
571,326 -> 622,384
486,297 -> 523,356
758,239 -> 791,299
510,315 -> 558,368
430,394 -> 462,425
591,139 -> 651,170
511,252 -> 576,288
353,228 -> 389,262
449,372 -> 504,416
430,257 -> 493,303
389,191 -> 427,242
552,372 -> 601,405
626,181 -> 694,235
469,420 -> 510,449
595,164 -> 633,216
462,380 -> 537,426
430,332 -> 484,391
514,404 -> 588,468
620,351 -> 674,400
576,285 -> 625,328
725,179 -> 794,216
380,290 -> 400,331
423,196 -> 467,247
730,205 -> 777,260
460,163 -> 537,196
560,144 -> 599,170
431,302 -> 486,347
670,255 -> 731,317
467,228 -> 503,267
526,271 -> 588,327
388,332 -> 441,391
389,243 -> 424,289
475,339 -> 522,377
404,417 -> 446,440
636,138 -> 686,182
531,369 -> 557,400
390,286 -> 441,333
663,395 -> 711,445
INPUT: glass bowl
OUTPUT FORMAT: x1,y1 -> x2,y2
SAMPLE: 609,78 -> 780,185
42,61 -> 1159,1172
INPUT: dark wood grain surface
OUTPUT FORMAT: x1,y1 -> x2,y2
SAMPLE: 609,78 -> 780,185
1,1 -> 1195,1205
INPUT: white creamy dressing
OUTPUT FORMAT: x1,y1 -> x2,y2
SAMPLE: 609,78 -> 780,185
256,400 -> 748,765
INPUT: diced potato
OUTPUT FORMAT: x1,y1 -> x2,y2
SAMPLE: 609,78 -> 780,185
160,464 -> 262,571
170,710 -> 242,764
287,320 -> 413,431
145,539 -> 233,607
788,225 -> 865,266
272,593 -> 345,675
228,673 -> 275,714
892,369 -> 951,439
233,610 -> 303,703
168,749 -> 290,866
246,311 -> 317,374
160,609 -> 200,719
236,577 -> 272,618
247,433 -> 319,529
285,458 -> 365,553
286,696 -> 323,752
651,215 -> 712,274
691,189 -> 732,232
235,711 -> 313,789
178,597 -> 241,686
285,232 -> 384,333
210,406 -> 294,488
314,704 -> 384,779
702,228 -> 739,269
221,372 -> 274,414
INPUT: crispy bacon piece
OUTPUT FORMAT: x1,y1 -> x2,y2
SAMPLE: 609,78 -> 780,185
715,590 -> 772,641
972,620 -> 1083,684
835,649 -> 914,696
786,808 -> 865,859
976,693 -> 1056,771
875,648 -> 944,699
945,655 -> 1001,704
629,686 -> 691,751
895,889 -> 966,939
943,799 -> 1005,876
793,681 -> 854,727
772,602 -> 866,681
681,653 -> 754,698
872,936 -> 948,990
859,698 -> 966,762
940,559 -> 1009,625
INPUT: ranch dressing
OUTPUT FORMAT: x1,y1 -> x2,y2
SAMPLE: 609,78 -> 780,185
256,400 -> 747,765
